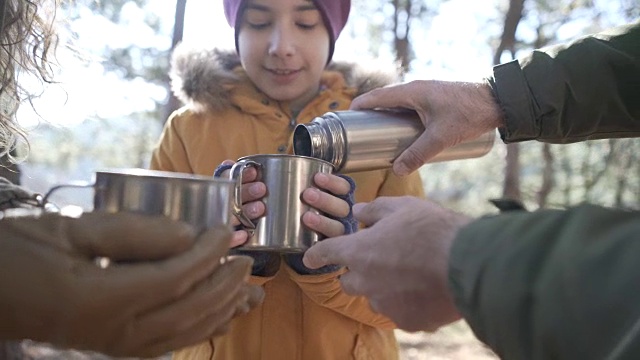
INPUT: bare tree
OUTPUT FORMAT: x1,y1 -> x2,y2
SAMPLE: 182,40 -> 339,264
613,141 -> 633,207
163,0 -> 187,123
385,0 -> 433,76
493,0 -> 525,65
536,143 -> 553,206
391,0 -> 412,74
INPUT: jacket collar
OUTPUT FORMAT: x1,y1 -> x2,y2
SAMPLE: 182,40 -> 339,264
169,47 -> 401,113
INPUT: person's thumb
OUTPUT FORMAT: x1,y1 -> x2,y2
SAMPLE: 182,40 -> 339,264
393,132 -> 446,176
303,236 -> 352,269
65,212 -> 201,261
353,197 -> 412,227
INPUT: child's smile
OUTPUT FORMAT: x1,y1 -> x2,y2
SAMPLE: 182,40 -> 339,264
265,66 -> 303,85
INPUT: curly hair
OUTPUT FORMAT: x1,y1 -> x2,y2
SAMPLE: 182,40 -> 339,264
0,0 -> 60,161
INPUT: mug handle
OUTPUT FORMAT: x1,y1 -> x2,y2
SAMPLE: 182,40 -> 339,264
229,160 -> 261,232
42,181 -> 95,208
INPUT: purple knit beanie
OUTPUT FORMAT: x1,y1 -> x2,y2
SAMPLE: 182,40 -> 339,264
223,0 -> 351,62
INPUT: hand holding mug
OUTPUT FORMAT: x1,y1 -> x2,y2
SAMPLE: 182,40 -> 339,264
301,172 -> 352,238
225,154 -> 351,252
0,211 -> 264,357
215,160 -> 267,247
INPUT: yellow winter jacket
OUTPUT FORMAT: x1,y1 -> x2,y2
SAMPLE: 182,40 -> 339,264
150,49 -> 425,360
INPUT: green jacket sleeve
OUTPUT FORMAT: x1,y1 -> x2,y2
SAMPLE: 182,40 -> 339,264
449,204 -> 640,360
490,21 -> 640,143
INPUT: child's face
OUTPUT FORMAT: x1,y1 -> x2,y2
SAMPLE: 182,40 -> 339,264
237,0 -> 330,110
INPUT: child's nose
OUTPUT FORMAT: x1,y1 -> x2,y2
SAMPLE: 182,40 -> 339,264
268,25 -> 295,57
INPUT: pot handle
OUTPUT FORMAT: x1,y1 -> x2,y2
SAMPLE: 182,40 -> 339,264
42,181 -> 95,209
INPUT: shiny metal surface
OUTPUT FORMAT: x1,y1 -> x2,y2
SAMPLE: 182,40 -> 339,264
92,169 -> 234,232
230,154 -> 334,252
294,110 -> 496,172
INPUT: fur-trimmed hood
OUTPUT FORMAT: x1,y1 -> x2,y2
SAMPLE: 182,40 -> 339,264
170,45 -> 402,112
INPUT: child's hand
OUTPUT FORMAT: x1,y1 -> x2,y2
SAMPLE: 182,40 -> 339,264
286,173 -> 356,275
301,173 -> 355,238
214,160 -> 267,247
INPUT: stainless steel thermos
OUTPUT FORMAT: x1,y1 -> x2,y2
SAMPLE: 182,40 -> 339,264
293,110 -> 496,173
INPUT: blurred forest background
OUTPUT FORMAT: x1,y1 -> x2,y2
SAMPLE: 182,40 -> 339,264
9,0 -> 640,215
3,0 -> 639,359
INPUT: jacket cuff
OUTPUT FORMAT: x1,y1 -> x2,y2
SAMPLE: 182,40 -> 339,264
229,249 -> 280,277
489,60 -> 539,143
283,253 -> 343,275
285,263 -> 346,284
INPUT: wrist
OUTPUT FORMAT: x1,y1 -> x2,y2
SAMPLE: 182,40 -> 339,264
480,79 -> 506,130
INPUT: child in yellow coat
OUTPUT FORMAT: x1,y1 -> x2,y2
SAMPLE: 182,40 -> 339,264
150,0 -> 425,358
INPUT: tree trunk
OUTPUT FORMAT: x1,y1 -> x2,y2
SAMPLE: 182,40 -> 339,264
560,151 -> 573,205
493,0 -> 525,65
613,139 -> 633,207
503,143 -> 521,200
391,0 -> 413,75
537,143 -> 554,207
163,0 -> 187,123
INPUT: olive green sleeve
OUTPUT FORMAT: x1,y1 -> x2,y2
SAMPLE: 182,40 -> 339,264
490,20 -> 640,143
448,204 -> 640,359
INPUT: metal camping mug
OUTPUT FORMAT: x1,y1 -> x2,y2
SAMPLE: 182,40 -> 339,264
229,154 -> 335,252
44,168 -> 235,232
